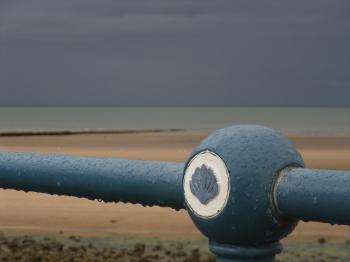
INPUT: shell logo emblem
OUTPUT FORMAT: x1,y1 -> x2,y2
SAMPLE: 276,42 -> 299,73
184,150 -> 230,219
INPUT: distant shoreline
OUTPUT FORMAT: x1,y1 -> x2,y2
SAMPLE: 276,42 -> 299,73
0,129 -> 350,138
0,128 -> 186,137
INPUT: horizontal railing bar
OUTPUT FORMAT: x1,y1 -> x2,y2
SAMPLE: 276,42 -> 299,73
274,167 -> 350,225
0,125 -> 349,262
0,152 -> 185,210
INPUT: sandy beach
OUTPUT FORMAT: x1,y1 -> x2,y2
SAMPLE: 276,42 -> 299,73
0,131 -> 349,242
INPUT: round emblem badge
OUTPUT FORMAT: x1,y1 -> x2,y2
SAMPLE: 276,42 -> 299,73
183,150 -> 230,218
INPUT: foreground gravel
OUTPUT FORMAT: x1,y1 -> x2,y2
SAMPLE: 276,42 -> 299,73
0,233 -> 349,262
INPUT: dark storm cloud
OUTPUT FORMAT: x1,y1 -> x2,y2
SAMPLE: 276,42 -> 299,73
0,0 -> 349,106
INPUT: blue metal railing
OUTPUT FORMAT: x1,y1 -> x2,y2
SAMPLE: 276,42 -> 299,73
0,153 -> 184,209
0,125 -> 349,262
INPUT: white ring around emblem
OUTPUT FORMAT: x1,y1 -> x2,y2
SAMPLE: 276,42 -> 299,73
184,150 -> 230,219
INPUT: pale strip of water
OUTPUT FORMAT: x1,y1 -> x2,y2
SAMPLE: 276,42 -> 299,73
0,107 -> 349,135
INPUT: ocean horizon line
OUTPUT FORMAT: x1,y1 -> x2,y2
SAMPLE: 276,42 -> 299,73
0,128 -> 187,137
0,128 -> 350,137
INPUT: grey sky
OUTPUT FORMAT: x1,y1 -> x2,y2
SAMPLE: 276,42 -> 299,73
0,0 -> 349,106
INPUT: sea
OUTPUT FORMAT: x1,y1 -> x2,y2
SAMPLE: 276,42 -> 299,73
0,107 -> 349,135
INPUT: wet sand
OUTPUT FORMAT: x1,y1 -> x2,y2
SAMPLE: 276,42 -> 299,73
0,131 -> 350,241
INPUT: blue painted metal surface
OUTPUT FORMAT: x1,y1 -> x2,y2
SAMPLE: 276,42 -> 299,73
184,125 -> 304,261
275,167 -> 350,225
209,241 -> 282,262
0,153 -> 184,210
185,126 -> 304,244
0,125 -> 349,262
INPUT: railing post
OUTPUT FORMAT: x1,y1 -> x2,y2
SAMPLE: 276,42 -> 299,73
0,124 -> 349,261
182,125 -> 303,261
